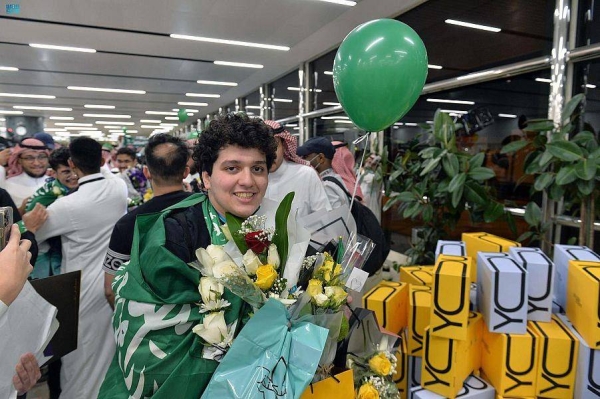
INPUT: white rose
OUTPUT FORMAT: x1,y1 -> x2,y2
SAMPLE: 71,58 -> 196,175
206,245 -> 230,264
314,293 -> 329,307
212,260 -> 241,279
192,311 -> 228,344
242,249 -> 262,276
199,277 -> 224,304
195,248 -> 215,275
267,244 -> 280,269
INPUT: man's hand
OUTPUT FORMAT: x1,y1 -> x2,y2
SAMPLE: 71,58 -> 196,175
22,203 -> 48,233
13,353 -> 41,395
0,225 -> 32,305
17,197 -> 30,216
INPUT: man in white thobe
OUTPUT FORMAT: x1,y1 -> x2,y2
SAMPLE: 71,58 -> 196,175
25,137 -> 127,399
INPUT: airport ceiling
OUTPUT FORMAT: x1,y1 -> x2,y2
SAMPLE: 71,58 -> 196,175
0,0 -> 570,140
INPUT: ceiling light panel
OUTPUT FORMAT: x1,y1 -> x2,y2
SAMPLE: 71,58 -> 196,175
185,93 -> 220,98
49,116 -> 74,120
96,121 -> 135,125
13,106 -> 72,111
140,119 -> 161,123
145,111 -> 177,115
67,86 -> 146,94
427,99 -> 475,105
0,93 -> 56,99
177,102 -> 208,107
0,110 -> 23,115
0,66 -> 19,71
197,80 -> 238,86
84,104 -> 115,109
170,34 -> 289,51
30,43 -> 97,53
444,19 -> 501,32
82,114 -> 131,118
214,60 -> 263,69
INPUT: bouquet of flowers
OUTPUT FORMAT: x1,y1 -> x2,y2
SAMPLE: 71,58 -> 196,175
126,166 -> 148,197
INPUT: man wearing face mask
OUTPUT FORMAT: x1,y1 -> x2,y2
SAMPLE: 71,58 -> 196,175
297,136 -> 351,210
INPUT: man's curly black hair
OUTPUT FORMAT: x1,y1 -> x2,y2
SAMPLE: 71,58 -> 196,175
193,113 -> 277,175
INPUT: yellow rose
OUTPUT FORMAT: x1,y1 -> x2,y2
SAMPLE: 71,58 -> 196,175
324,286 -> 348,307
369,352 -> 392,376
357,383 -> 379,399
333,263 -> 342,277
306,279 -> 323,298
320,260 -> 334,281
255,264 -> 278,290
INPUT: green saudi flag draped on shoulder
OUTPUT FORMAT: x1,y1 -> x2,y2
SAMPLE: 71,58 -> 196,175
99,193 -> 248,398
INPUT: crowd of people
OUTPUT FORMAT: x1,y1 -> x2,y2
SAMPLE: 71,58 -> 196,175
0,114 -> 385,398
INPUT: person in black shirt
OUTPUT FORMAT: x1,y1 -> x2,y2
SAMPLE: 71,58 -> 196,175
102,134 -> 191,308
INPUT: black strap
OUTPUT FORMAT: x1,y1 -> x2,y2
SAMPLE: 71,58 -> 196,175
323,176 -> 351,200
172,211 -> 194,257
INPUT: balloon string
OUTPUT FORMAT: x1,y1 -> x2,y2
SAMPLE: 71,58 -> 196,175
346,132 -> 370,222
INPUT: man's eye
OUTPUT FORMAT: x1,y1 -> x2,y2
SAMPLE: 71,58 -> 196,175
253,166 -> 265,173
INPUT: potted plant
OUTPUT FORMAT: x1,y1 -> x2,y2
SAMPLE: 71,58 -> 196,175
384,110 -> 510,265
501,94 -> 600,248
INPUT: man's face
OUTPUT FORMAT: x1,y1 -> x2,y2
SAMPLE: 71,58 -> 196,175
270,137 -> 285,173
55,164 -> 79,190
202,145 -> 269,218
18,151 -> 49,178
301,152 -> 323,172
116,154 -> 135,173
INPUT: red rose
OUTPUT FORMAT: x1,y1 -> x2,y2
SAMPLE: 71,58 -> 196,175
245,231 -> 270,254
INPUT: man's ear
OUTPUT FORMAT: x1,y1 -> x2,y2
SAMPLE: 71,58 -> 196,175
182,165 -> 190,179
143,165 -> 152,180
201,170 -> 211,190
67,158 -> 75,170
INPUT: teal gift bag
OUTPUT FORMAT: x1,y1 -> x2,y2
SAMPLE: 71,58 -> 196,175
202,299 -> 328,399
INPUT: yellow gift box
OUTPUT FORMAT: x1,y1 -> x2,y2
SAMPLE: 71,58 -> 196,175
300,368 -> 354,399
400,265 -> 434,286
363,281 -> 408,333
529,315 -> 579,398
566,260 -> 600,350
392,328 -> 409,397
408,285 -> 432,357
481,324 -> 538,398
420,312 -> 483,398
462,232 -> 520,281
430,255 -> 472,340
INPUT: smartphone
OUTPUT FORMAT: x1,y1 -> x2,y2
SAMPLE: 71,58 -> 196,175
0,206 -> 13,250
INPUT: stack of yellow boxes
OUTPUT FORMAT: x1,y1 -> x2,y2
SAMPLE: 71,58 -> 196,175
462,232 -> 520,282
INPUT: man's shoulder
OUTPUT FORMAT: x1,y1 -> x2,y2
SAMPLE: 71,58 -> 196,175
116,191 -> 193,228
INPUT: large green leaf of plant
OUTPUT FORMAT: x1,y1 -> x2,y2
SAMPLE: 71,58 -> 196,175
534,173 -> 554,191
546,141 -> 583,162
442,153 -> 459,177
555,165 -> 578,185
501,139 -> 529,154
549,184 -> 565,201
577,179 -> 596,196
470,152 -> 485,169
420,157 -> 441,176
524,201 -> 542,226
575,159 -> 596,181
571,131 -> 598,152
539,150 -> 554,168
464,181 -> 488,205
448,173 -> 467,194
469,167 -> 496,181
527,120 -> 555,132
271,192 -> 295,273
561,93 -> 584,124
484,201 -> 505,223
451,184 -> 464,208
225,213 -> 248,254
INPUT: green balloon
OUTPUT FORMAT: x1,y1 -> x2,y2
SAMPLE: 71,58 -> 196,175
333,19 -> 428,132
178,108 -> 188,123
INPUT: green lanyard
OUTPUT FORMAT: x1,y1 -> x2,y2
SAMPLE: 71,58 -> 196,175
202,199 -> 228,245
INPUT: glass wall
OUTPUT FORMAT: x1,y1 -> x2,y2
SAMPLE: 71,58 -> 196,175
269,70 -> 300,121
309,49 -> 338,112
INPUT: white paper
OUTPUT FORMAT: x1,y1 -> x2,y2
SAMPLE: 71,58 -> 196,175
345,267 -> 369,292
299,205 -> 357,250
0,282 -> 58,398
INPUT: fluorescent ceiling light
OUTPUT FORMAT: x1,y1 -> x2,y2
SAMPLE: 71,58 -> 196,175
0,66 -> 19,71
586,84 -> 596,89
427,98 -> 475,105
172,108 -> 199,112
83,114 -> 131,119
286,124 -> 298,127
315,0 -> 356,5
245,105 -> 262,109
0,118 -> 5,121
272,98 -> 293,103
109,129 -> 138,133
178,102 -> 208,107
165,117 -> 179,120
0,110 -> 23,115
324,71 -> 333,75
428,64 -> 443,70
335,120 -> 354,124
44,128 -> 68,132
456,70 -> 501,81
145,111 -> 177,116
160,123 -> 178,127
214,60 -> 263,69
404,123 -> 418,126
445,19 -> 501,33
13,106 -> 72,111
96,121 -> 135,125
49,116 -> 74,120
535,78 -> 552,83
29,43 -> 97,53
84,104 -> 115,109
185,93 -> 220,98
287,87 -> 322,93
323,102 -> 341,106
54,123 -> 92,126
140,119 -> 161,123
498,113 -> 517,118
64,126 -> 99,130
322,116 -> 348,120
170,34 -> 289,51
67,86 -> 145,94
197,80 -> 238,87
440,109 -> 468,114
141,125 -> 166,129
394,123 -> 403,126
0,93 -> 55,99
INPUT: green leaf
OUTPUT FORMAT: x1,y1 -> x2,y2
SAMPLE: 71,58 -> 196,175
422,204 -> 434,223
506,212 -> 517,236
517,231 -> 535,243
382,195 -> 401,212
389,168 -> 403,182
442,153 -> 459,177
523,151 -> 542,173
524,202 -> 542,226
271,192 -> 294,273
527,120 -> 555,132
501,140 -> 529,154
470,152 -> 485,168
571,131 -> 598,151
533,134 -> 548,148
419,147 -> 437,159
403,201 -> 422,219
464,181 -> 488,205
577,179 -> 595,196
525,152 -> 543,174
549,184 -> 565,201
396,191 -> 416,202
451,184 -> 464,208
546,141 -> 583,162
555,166 -> 578,185
225,213 -> 249,254
420,157 -> 441,176
575,159 -> 596,181
567,237 -> 578,245
469,167 -> 496,181
448,173 -> 467,193
539,150 -> 554,168
534,173 -> 554,191
561,93 -> 584,124
484,201 -> 505,223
